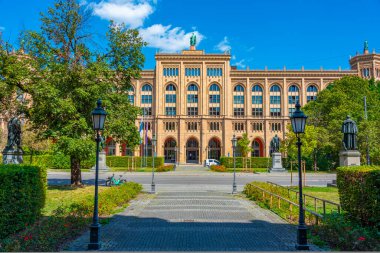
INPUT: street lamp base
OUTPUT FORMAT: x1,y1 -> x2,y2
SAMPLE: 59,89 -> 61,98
151,183 -> 156,194
88,223 -> 101,250
232,184 -> 237,194
295,244 -> 310,250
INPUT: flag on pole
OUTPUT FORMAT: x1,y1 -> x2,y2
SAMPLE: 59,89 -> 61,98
139,119 -> 144,144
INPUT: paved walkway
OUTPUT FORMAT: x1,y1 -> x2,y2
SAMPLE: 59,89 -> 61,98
68,191 -> 319,251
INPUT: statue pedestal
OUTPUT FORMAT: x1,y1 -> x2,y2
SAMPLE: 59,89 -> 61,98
339,150 -> 361,166
270,152 -> 286,173
91,151 -> 110,172
2,149 -> 23,164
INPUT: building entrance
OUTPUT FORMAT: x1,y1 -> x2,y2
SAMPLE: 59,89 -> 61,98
186,138 -> 199,163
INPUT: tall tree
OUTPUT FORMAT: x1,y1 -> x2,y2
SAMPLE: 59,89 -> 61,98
17,0 -> 145,185
284,76 -> 380,169
237,133 -> 252,169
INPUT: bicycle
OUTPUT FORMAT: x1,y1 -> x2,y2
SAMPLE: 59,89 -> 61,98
105,174 -> 127,186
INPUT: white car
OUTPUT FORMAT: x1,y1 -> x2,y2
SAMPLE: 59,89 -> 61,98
204,159 -> 220,167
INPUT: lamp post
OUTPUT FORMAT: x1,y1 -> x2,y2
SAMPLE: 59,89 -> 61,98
290,102 -> 309,251
231,134 -> 237,194
151,133 -> 157,194
89,99 -> 107,250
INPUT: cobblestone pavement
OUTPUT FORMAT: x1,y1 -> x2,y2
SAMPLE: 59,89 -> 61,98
68,191 -> 319,251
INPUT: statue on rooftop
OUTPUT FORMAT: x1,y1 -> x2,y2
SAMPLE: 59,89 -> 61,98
364,41 -> 369,52
190,33 -> 197,47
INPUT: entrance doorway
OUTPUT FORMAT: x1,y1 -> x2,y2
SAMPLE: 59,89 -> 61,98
208,137 -> 221,160
186,138 -> 199,163
164,138 -> 177,163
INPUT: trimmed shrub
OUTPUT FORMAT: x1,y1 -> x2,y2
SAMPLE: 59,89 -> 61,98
107,156 -> 164,168
220,156 -> 272,168
0,165 -> 46,239
1,182 -> 142,252
210,165 -> 227,172
156,165 -> 175,172
337,166 -> 380,227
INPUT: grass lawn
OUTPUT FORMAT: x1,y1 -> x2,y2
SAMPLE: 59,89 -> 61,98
301,186 -> 340,203
43,185 -> 106,215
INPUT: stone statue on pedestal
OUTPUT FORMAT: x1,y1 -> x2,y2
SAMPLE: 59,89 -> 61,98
339,115 -> 360,166
2,117 -> 23,164
270,135 -> 285,172
91,135 -> 110,172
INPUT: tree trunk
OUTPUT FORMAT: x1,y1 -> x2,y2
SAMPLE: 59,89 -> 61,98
71,156 -> 82,186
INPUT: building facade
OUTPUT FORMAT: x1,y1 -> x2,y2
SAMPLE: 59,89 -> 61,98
106,43 -> 380,164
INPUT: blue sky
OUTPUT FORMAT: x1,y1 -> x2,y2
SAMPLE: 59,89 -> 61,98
1,0 -> 380,70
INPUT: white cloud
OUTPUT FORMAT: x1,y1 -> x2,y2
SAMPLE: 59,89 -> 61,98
215,36 -> 231,52
235,59 -> 246,68
139,24 -> 203,52
91,0 -> 154,28
247,46 -> 255,52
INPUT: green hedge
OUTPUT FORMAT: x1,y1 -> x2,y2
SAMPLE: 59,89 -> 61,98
0,165 -> 46,240
337,166 -> 380,227
220,156 -> 273,168
106,156 -> 164,168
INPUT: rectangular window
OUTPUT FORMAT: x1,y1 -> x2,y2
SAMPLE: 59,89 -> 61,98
128,95 -> 134,104
141,95 -> 152,104
252,122 -> 263,131
207,68 -> 223,77
187,94 -> 198,103
185,68 -> 201,76
209,107 -> 220,116
252,108 -> 263,117
234,108 -> 244,116
165,107 -> 176,116
187,107 -> 198,116
270,108 -> 281,117
187,122 -> 198,131
234,95 -> 244,104
142,107 -> 152,116
307,96 -> 316,102
163,67 -> 179,77
165,94 -> 176,103
165,122 -> 176,131
271,123 -> 282,132
209,95 -> 220,103
252,95 -> 263,104
143,122 -> 151,130
233,123 -> 245,131
209,122 -> 220,131
288,95 -> 299,105
270,96 -> 281,104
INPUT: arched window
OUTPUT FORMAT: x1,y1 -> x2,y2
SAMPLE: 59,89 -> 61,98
251,139 -> 263,157
210,83 -> 220,91
270,84 -> 281,117
209,83 -> 221,116
307,85 -> 318,102
106,139 -> 116,156
166,84 -> 176,91
252,85 -> 263,117
165,84 -> 177,116
187,84 -> 199,115
233,85 -> 245,116
164,138 -> 177,163
187,84 -> 198,91
142,84 -> 152,91
288,84 -> 300,116
234,85 -> 244,92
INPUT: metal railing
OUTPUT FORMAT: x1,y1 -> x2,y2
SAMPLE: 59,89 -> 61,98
247,184 -> 323,225
266,181 -> 341,216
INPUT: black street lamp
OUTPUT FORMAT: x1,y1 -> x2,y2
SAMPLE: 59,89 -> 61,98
89,99 -> 107,250
231,134 -> 237,194
290,102 -> 309,251
151,133 -> 157,194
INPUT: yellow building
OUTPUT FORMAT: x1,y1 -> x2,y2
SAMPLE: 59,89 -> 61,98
104,42 -> 380,164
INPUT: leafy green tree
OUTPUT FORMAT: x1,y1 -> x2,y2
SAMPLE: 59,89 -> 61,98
237,133 -> 252,168
291,76 -> 380,168
14,0 -> 145,185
